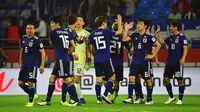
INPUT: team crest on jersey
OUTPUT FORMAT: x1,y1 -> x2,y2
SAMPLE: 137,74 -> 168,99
175,39 -> 179,43
29,42 -> 33,47
143,36 -> 147,43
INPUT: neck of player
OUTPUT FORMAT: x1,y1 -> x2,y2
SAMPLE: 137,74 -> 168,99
69,25 -> 75,30
27,34 -> 34,38
75,27 -> 82,32
138,29 -> 146,36
173,31 -> 180,36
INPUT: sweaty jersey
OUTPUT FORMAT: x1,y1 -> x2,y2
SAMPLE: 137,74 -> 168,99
130,32 -> 157,64
64,27 -> 78,61
88,28 -> 115,62
50,28 -> 73,62
21,35 -> 44,67
110,35 -> 124,66
74,29 -> 90,64
165,33 -> 187,66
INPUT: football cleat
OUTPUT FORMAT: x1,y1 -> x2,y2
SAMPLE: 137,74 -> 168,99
123,98 -> 133,104
165,97 -> 176,104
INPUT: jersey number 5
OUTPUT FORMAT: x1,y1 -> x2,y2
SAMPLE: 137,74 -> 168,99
94,36 -> 106,50
59,35 -> 69,48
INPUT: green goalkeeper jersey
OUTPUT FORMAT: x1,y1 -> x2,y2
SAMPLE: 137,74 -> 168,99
74,29 -> 90,64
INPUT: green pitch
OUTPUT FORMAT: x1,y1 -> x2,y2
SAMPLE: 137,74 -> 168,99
0,95 -> 199,112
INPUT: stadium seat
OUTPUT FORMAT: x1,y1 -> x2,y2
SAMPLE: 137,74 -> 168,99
140,0 -> 152,4
146,8 -> 160,20
154,2 -> 166,8
191,39 -> 200,48
161,8 -> 172,17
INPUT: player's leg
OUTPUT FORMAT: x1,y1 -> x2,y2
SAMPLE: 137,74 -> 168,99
25,67 -> 38,107
74,64 -> 86,104
134,74 -> 144,104
142,62 -> 154,105
175,65 -> 185,105
110,66 -> 123,103
38,61 -> 59,106
123,63 -> 138,104
94,62 -> 104,104
101,60 -> 115,104
18,67 -> 29,94
163,65 -> 175,104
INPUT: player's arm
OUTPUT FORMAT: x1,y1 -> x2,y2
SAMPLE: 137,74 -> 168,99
156,25 -> 165,45
115,14 -> 123,35
19,48 -> 23,68
0,48 -> 8,60
39,48 -> 46,73
122,22 -> 134,42
180,45 -> 188,65
152,46 -> 160,67
68,40 -> 76,55
146,41 -> 161,59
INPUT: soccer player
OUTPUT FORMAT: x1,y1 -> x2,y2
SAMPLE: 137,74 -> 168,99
18,22 -> 46,107
88,14 -> 122,104
122,18 -> 161,104
37,15 -> 79,106
73,16 -> 90,104
134,19 -> 160,104
157,21 -> 188,105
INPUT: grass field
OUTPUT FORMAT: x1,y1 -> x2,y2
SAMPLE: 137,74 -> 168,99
0,95 -> 199,112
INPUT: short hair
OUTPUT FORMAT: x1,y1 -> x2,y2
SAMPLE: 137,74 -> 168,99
146,20 -> 153,30
172,5 -> 178,10
137,18 -> 148,26
95,16 -> 106,28
26,22 -> 36,28
50,15 -> 61,24
67,14 -> 77,25
170,21 -> 182,31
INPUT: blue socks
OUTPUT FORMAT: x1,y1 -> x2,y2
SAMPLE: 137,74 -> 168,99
62,83 -> 68,102
46,82 -> 55,102
146,85 -> 153,102
28,86 -> 35,102
128,82 -> 135,99
95,82 -> 102,100
165,82 -> 174,98
179,83 -> 185,100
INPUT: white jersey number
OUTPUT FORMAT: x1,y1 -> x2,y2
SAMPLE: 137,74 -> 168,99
94,36 -> 106,50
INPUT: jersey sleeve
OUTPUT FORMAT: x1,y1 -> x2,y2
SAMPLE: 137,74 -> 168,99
181,36 -> 188,46
50,30 -> 55,42
37,39 -> 44,50
164,36 -> 170,44
106,29 -> 116,39
88,34 -> 93,45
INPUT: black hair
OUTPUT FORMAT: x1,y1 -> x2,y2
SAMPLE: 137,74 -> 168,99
146,19 -> 153,30
95,16 -> 106,28
170,21 -> 182,31
67,14 -> 77,25
112,22 -> 124,31
26,22 -> 36,28
137,18 -> 148,27
50,15 -> 61,25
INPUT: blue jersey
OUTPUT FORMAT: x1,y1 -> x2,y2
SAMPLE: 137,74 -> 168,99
50,28 -> 73,62
130,32 -> 157,64
165,33 -> 188,66
110,35 -> 124,66
88,28 -> 115,62
64,27 -> 78,61
22,35 -> 44,67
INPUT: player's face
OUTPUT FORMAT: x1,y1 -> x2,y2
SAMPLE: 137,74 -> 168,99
103,22 -> 107,29
170,25 -> 176,33
50,21 -> 58,30
76,17 -> 84,28
26,25 -> 35,37
137,21 -> 146,31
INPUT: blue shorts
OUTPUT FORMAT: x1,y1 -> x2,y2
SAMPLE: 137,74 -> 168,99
18,66 -> 37,83
164,64 -> 183,80
52,60 -> 73,78
129,62 -> 153,79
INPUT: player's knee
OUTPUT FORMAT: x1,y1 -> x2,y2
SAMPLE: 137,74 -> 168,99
129,76 -> 135,83
109,73 -> 116,81
145,79 -> 152,86
63,77 -> 73,84
49,75 -> 57,82
18,81 -> 25,88
177,79 -> 184,85
163,77 -> 170,86
96,77 -> 103,83
27,81 -> 34,87
74,75 -> 80,84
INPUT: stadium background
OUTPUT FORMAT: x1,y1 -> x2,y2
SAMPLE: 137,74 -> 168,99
0,0 -> 200,112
